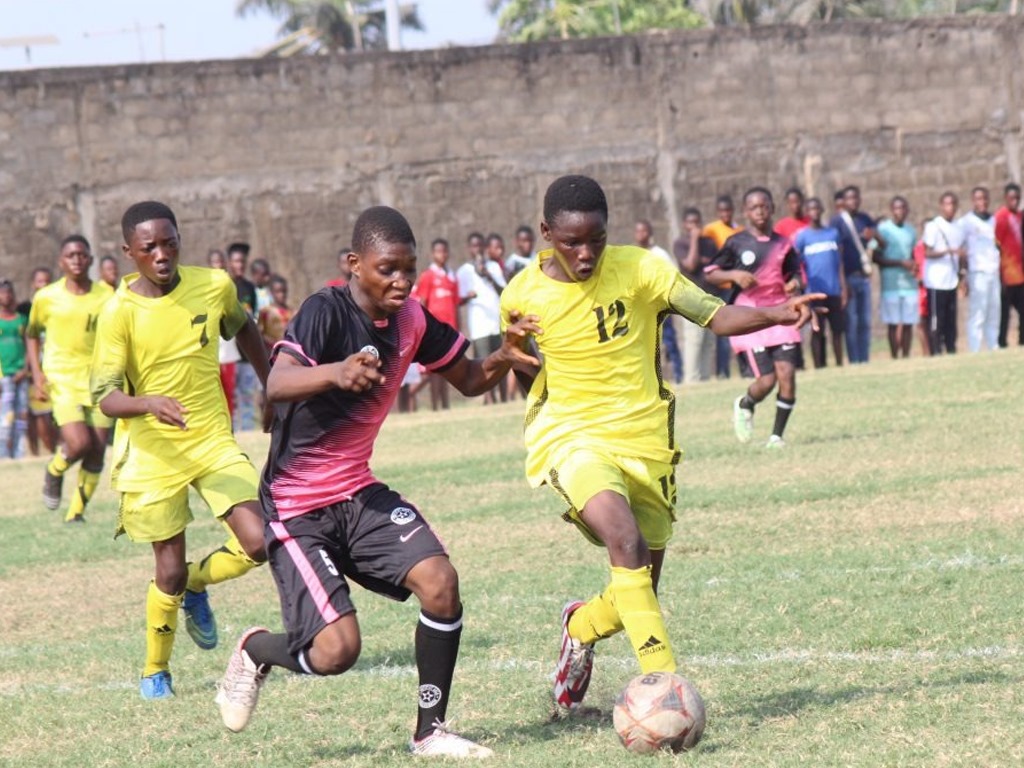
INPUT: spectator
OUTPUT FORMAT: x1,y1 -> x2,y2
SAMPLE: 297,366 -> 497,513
0,280 -> 29,458
774,187 -> 811,242
960,186 -> 1001,352
227,242 -> 260,431
830,185 -> 877,364
257,275 -> 292,351
912,225 -> 932,357
702,194 -> 741,249
456,232 -> 506,404
505,225 -> 536,281
250,258 -> 273,313
325,247 -> 352,288
794,197 -> 846,368
209,248 -> 240,422
922,192 -> 966,355
875,196 -> 919,359
412,238 -> 459,410
995,183 -> 1023,347
17,267 -> 57,456
673,207 -> 719,383
100,255 -> 120,290
635,219 -> 682,384
486,233 -> 506,276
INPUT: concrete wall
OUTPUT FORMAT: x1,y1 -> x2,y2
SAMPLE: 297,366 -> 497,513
0,15 -> 1021,298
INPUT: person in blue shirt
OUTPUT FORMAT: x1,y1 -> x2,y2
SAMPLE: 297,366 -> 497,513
829,186 -> 877,364
795,198 -> 847,368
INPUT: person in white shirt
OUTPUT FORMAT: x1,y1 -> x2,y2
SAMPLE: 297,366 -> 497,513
504,225 -> 536,281
456,232 -> 507,403
959,186 -> 1001,352
634,219 -> 683,384
922,192 -> 967,355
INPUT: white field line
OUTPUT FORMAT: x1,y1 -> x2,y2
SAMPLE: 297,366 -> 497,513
1,645 -> 1021,698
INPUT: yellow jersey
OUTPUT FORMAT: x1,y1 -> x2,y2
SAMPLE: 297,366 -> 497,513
91,266 -> 249,492
27,278 -> 113,401
702,220 -> 741,250
500,245 -> 724,486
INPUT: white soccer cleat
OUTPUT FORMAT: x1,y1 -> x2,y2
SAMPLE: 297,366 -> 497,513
216,627 -> 270,733
765,435 -> 786,449
410,720 -> 494,759
552,600 -> 595,712
733,396 -> 754,444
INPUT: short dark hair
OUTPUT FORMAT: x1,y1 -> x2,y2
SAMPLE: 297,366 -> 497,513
743,186 -> 774,205
268,274 -> 288,289
682,207 -> 701,220
100,255 -> 117,265
121,201 -> 177,243
635,218 -> 653,231
833,190 -> 846,202
971,186 -> 989,197
250,258 -> 270,272
31,266 -> 52,281
715,195 -> 734,208
0,279 -> 13,292
806,197 -> 823,208
431,237 -> 449,250
1005,182 -> 1021,195
515,225 -> 534,239
543,174 -> 608,224
890,195 -> 908,207
61,234 -> 91,251
940,191 -> 958,204
784,187 -> 804,200
843,185 -> 861,197
227,242 -> 250,257
352,206 -> 416,255
466,231 -> 484,243
486,232 -> 504,245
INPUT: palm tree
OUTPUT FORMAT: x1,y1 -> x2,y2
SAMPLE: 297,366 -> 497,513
237,0 -> 424,53
488,0 -> 703,41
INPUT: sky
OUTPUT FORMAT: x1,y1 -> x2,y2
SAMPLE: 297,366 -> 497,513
0,0 -> 500,71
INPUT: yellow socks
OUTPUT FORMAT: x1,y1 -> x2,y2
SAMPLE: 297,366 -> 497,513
143,582 -> 183,677
568,585 -> 624,644
65,469 -> 100,521
610,565 -> 676,673
186,535 -> 258,593
47,451 -> 69,477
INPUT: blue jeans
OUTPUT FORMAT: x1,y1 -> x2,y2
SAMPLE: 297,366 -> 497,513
233,362 -> 260,432
844,273 -> 872,363
0,375 -> 29,458
661,318 -> 683,384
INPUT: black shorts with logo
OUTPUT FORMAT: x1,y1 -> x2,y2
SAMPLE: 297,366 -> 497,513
742,343 -> 803,378
265,483 -> 448,654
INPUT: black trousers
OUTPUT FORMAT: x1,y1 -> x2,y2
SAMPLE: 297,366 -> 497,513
999,283 -> 1024,347
927,288 -> 958,355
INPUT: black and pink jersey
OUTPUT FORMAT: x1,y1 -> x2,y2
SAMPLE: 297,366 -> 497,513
260,287 -> 469,521
706,229 -> 802,352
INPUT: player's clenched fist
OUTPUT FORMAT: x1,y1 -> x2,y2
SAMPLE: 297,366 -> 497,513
334,351 -> 385,393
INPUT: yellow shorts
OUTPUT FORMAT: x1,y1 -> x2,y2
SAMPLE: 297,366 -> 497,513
545,447 -> 678,549
50,385 -> 113,429
116,454 -> 259,543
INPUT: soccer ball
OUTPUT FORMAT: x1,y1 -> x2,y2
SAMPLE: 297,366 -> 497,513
613,672 -> 706,754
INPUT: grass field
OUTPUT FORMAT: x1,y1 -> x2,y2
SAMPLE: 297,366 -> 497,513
2,349 -> 1022,767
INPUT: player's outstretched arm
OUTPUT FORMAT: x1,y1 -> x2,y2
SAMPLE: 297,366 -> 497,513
708,293 -> 826,337
99,389 -> 189,430
266,350 -> 384,402
441,312 -> 542,397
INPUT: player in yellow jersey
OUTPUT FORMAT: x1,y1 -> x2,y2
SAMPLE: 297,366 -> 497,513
500,176 -> 823,712
90,201 -> 271,700
25,236 -> 114,522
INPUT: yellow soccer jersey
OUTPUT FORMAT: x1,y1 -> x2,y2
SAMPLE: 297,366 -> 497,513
90,266 -> 249,493
500,245 -> 724,487
27,278 -> 113,402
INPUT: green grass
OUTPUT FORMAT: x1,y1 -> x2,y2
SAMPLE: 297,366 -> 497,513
2,350 -> 1023,766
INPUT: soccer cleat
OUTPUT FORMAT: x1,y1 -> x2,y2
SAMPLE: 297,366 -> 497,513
410,720 -> 494,759
182,589 -> 218,650
42,469 -> 63,511
765,435 -> 786,449
733,396 -> 754,444
65,515 -> 85,524
552,601 -> 595,711
216,627 -> 270,732
139,670 -> 174,700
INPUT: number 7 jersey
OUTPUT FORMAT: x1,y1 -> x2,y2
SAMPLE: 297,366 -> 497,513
90,266 -> 250,492
500,245 -> 723,487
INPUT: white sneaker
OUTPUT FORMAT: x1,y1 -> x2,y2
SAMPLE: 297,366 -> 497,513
766,435 -> 786,449
216,627 -> 270,732
410,720 -> 494,759
733,396 -> 754,443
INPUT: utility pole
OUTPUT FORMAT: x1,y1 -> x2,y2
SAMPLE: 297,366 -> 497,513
385,0 -> 401,50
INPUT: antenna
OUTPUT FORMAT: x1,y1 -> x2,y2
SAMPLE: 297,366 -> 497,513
83,22 -> 165,62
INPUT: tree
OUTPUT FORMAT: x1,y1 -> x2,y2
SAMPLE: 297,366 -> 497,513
488,0 -> 704,42
237,0 -> 424,53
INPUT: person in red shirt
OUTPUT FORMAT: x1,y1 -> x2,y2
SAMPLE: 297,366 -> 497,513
995,182 -> 1024,347
773,187 -> 811,242
325,247 -> 352,288
412,238 -> 459,410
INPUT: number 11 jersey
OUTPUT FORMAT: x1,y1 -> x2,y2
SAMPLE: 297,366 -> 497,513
91,266 -> 250,492
500,245 -> 723,488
